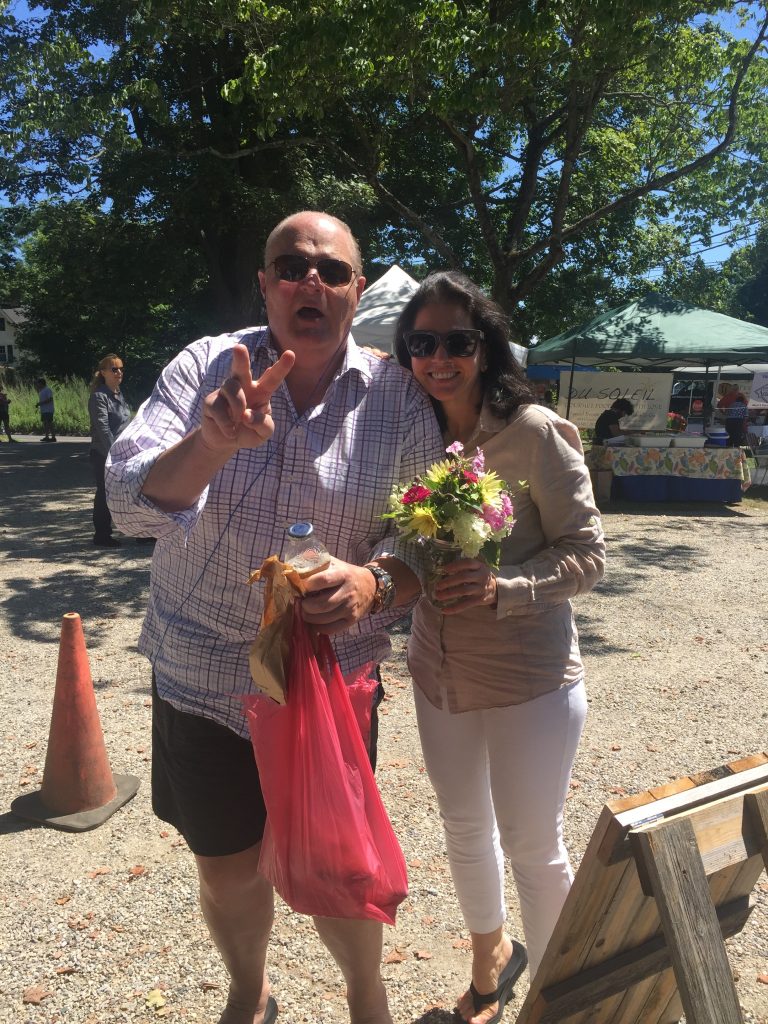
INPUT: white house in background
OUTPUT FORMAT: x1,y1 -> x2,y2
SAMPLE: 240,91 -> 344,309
0,308 -> 25,367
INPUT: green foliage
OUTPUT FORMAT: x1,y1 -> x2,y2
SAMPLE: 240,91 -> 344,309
1,0 -> 767,357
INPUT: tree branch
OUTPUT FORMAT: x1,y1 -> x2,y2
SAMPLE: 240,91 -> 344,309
509,11 -> 768,269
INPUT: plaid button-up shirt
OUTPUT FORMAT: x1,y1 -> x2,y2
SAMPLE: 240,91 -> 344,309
106,327 -> 443,737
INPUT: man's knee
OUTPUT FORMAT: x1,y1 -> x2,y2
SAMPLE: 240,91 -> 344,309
196,844 -> 267,903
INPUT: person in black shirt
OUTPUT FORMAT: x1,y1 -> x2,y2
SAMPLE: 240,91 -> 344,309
593,398 -> 634,444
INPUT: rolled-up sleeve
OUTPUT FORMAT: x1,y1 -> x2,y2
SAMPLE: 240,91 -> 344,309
105,338 -> 216,539
495,415 -> 605,616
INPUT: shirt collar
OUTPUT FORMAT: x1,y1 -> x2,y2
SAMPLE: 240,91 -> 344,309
256,327 -> 373,386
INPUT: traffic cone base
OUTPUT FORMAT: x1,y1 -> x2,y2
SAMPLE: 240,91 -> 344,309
10,773 -> 140,833
11,612 -> 141,832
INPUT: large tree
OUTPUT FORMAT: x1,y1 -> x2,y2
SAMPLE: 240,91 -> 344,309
2,0 -> 768,348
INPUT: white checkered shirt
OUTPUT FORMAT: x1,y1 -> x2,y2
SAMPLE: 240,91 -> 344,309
106,327 -> 443,737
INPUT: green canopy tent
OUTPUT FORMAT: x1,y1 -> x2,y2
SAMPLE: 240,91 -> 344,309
528,292 -> 768,418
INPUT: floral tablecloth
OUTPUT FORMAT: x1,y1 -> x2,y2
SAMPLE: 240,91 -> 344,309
587,445 -> 751,490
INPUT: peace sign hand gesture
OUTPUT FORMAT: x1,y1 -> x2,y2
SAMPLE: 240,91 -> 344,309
201,344 -> 295,454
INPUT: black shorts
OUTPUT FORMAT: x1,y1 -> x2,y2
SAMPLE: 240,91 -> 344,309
151,673 -> 384,858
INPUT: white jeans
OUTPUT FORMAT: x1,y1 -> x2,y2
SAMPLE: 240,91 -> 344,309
413,680 -> 587,977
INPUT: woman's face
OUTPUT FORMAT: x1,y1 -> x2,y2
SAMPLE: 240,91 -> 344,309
103,359 -> 124,392
409,302 -> 484,411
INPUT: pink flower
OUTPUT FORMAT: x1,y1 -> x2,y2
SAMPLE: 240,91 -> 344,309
472,450 -> 486,473
446,441 -> 464,456
482,504 -> 506,531
402,484 -> 432,505
501,494 -> 513,518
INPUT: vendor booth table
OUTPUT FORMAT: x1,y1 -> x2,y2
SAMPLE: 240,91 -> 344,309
587,444 -> 751,502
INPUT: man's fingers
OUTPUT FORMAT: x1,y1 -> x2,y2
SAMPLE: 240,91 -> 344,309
229,344 -> 255,389
249,350 -> 295,406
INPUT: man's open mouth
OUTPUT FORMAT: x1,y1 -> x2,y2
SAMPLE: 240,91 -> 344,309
296,307 -> 323,321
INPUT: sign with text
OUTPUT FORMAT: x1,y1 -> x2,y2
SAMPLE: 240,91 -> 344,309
748,372 -> 768,409
558,372 -> 673,430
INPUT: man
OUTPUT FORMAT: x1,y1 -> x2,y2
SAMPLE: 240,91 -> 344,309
593,398 -> 633,445
35,377 -> 57,442
106,211 -> 443,1024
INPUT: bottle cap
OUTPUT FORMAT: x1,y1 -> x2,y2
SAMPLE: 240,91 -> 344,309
287,522 -> 314,539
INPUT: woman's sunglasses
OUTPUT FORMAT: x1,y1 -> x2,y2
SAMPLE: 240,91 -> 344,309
403,328 -> 484,359
270,254 -> 356,287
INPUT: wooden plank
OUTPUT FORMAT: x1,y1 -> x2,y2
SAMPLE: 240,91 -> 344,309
608,778 -> 768,869
614,761 -> 768,833
744,789 -> 768,872
533,896 -> 750,1022
631,818 -> 743,1024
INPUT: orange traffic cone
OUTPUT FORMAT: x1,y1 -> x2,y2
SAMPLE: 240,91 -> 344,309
11,612 -> 140,832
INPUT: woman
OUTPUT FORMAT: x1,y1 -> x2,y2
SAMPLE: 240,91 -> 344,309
394,272 -> 605,1024
88,353 -> 131,547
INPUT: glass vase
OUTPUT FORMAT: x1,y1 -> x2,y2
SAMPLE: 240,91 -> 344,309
424,537 -> 463,608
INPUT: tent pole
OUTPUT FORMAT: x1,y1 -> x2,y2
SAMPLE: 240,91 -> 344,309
565,342 -> 577,420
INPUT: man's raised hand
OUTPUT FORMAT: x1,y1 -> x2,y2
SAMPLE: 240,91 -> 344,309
201,344 -> 295,452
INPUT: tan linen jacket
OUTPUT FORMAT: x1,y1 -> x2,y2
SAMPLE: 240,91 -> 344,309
407,402 -> 605,713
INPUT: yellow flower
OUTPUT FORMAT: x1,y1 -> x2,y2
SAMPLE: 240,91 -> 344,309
423,460 -> 453,489
477,469 -> 504,503
407,507 -> 439,538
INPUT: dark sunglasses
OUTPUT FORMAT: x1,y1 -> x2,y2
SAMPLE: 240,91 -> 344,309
270,254 -> 356,287
109,367 -> 124,374
403,328 -> 484,359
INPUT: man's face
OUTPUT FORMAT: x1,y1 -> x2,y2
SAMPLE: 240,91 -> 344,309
258,213 -> 366,361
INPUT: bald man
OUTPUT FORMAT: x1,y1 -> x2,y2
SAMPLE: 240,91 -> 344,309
106,212 -> 443,1024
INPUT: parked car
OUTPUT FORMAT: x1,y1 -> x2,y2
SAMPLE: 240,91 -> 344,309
669,380 -> 713,416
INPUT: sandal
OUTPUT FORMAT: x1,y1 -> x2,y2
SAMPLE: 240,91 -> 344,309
467,940 -> 527,1024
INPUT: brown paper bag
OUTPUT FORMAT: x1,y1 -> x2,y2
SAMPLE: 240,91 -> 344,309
247,554 -> 330,703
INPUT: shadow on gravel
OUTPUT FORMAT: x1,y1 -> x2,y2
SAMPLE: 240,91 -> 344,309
1,442 -> 153,645
412,1010 -> 456,1024
0,810 -> 41,838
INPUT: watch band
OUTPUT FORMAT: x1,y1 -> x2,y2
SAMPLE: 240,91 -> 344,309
364,564 -> 396,614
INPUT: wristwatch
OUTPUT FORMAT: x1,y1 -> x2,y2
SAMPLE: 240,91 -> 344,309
364,564 -> 396,615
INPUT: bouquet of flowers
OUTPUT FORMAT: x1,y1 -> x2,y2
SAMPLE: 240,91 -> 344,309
384,442 -> 515,568
667,411 -> 687,432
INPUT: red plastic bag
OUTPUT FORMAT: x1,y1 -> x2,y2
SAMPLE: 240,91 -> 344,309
242,604 -> 408,924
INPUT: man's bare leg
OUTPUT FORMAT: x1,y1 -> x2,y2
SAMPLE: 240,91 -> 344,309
312,916 -> 392,1024
195,844 -> 275,1024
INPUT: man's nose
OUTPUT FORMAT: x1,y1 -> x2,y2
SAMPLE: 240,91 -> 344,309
300,266 -> 323,289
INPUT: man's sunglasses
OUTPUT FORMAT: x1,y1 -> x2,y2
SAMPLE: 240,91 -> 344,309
403,329 -> 484,359
270,254 -> 356,287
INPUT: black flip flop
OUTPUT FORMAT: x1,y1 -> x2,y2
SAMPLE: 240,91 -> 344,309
264,995 -> 279,1024
467,940 -> 527,1024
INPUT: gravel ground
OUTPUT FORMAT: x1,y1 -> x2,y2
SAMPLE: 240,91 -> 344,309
1,438 -> 767,1024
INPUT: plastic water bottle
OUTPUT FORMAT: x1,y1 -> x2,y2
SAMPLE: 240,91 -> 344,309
283,522 -> 331,576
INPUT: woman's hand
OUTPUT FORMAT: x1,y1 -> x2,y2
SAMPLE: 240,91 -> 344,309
433,558 -> 498,615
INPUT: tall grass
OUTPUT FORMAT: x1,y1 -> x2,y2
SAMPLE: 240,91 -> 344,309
1,378 -> 92,436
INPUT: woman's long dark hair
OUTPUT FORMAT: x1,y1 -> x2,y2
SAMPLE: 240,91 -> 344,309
394,271 -> 535,429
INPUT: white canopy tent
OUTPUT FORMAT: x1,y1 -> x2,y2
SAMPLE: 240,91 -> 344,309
351,264 -> 529,366
351,265 -> 418,354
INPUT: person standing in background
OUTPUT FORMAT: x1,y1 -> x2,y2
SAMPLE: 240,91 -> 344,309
35,377 -> 56,442
0,386 -> 14,441
88,354 -> 131,547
